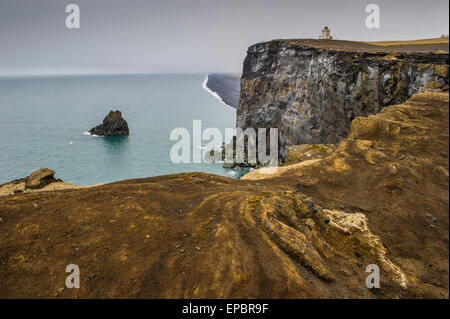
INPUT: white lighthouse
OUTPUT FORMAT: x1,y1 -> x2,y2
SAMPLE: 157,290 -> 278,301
319,26 -> 333,40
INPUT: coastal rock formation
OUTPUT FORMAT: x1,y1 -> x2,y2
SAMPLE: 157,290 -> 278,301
0,92 -> 448,298
237,39 -> 449,158
25,168 -> 57,189
0,168 -> 82,196
89,110 -> 129,136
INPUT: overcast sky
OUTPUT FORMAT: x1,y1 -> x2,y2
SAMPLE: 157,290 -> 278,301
0,0 -> 448,76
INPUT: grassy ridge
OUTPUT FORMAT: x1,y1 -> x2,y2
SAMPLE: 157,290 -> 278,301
366,37 -> 449,46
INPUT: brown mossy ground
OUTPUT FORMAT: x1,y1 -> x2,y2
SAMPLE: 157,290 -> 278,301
285,144 -> 336,165
282,38 -> 449,54
244,93 -> 449,298
0,93 -> 448,299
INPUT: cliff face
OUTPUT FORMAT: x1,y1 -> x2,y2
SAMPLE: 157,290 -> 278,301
237,39 -> 449,158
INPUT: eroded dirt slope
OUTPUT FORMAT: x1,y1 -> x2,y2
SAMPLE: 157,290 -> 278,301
0,93 -> 448,298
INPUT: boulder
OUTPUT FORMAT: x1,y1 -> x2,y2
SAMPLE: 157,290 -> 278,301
0,168 -> 84,196
89,110 -> 129,136
25,168 -> 57,189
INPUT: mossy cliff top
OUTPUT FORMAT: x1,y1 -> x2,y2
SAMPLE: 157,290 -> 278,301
252,37 -> 449,54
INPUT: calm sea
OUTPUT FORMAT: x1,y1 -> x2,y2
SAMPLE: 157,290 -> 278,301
0,74 -> 243,185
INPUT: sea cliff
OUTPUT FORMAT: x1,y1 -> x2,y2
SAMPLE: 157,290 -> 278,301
237,39 -> 449,158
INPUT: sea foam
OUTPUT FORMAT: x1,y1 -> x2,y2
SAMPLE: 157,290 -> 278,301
83,131 -> 101,137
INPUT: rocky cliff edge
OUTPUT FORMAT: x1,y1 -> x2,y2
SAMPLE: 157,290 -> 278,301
237,38 -> 449,158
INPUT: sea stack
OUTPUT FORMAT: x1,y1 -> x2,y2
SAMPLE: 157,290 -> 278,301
89,110 -> 129,136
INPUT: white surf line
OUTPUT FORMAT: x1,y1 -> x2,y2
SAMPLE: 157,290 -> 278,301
83,131 -> 102,137
202,74 -> 235,109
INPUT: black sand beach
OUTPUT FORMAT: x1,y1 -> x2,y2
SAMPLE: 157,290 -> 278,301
205,73 -> 241,108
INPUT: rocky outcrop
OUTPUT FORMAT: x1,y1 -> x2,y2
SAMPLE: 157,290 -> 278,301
0,168 -> 91,196
237,39 -> 449,159
243,92 -> 449,298
0,167 -> 60,194
25,168 -> 57,189
89,110 -> 129,136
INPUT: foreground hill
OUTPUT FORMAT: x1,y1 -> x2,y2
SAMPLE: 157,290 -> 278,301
0,92 -> 448,298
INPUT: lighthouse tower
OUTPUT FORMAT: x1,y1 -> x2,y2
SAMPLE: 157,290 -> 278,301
319,26 -> 333,40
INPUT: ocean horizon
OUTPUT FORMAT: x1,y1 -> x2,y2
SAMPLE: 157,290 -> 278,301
0,73 -> 245,185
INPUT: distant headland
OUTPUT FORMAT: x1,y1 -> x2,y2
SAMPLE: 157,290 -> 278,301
202,73 -> 241,108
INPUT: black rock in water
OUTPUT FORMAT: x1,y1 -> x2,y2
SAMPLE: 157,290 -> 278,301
89,110 -> 129,136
